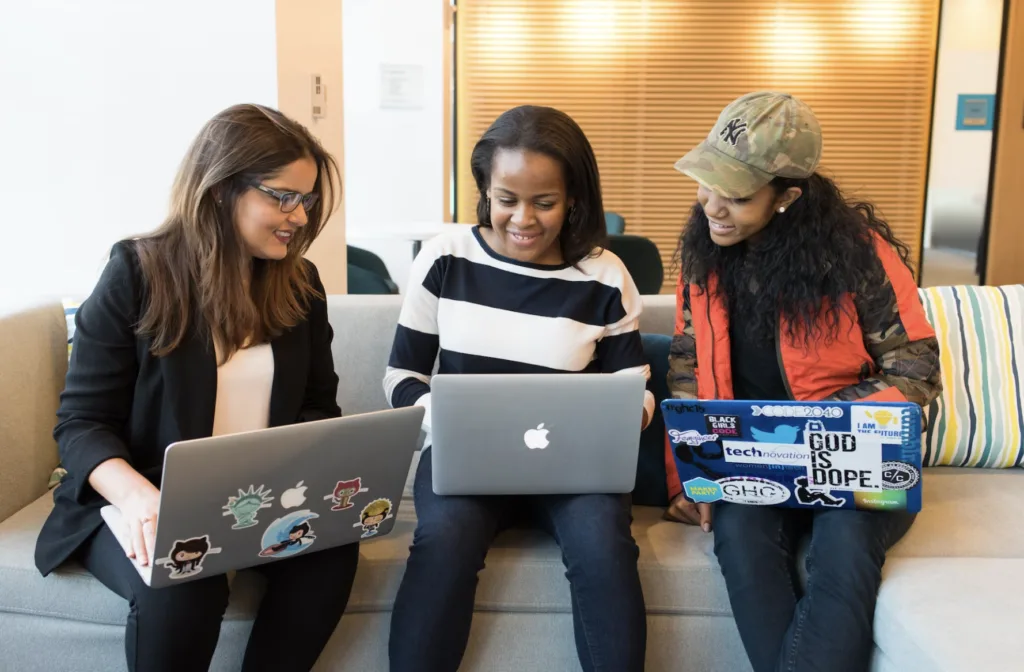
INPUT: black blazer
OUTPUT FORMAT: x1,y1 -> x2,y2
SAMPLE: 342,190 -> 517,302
35,241 -> 341,575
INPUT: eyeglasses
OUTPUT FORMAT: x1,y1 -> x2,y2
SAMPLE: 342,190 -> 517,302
251,182 -> 319,213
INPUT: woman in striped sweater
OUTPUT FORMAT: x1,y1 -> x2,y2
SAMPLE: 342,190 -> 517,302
383,106 -> 652,672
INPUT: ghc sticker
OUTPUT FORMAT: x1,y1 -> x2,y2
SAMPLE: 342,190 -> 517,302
717,476 -> 791,506
683,477 -> 723,503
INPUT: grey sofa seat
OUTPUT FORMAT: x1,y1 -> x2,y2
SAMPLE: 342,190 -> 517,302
3,462 -> 1024,670
2,294 -> 1023,672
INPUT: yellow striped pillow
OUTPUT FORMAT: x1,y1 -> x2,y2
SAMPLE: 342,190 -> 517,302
919,285 -> 1023,468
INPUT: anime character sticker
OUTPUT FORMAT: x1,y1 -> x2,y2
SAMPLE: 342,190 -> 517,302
222,484 -> 275,529
258,510 -> 319,558
354,498 -> 393,538
323,477 -> 369,511
155,535 -> 222,579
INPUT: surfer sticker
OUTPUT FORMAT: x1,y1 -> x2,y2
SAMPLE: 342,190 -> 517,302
258,510 -> 319,558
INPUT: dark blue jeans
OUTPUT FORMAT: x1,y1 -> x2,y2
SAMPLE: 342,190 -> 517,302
713,503 -> 915,672
389,448 -> 647,672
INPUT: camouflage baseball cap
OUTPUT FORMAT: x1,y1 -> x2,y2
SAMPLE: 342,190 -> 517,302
674,91 -> 822,199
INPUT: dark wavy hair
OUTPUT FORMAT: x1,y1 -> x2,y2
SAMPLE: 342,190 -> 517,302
470,105 -> 606,265
676,173 -> 912,345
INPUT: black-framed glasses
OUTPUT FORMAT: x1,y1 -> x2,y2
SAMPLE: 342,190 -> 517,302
251,182 -> 319,213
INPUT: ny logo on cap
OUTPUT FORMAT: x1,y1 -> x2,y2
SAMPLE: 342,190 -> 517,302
719,118 -> 748,146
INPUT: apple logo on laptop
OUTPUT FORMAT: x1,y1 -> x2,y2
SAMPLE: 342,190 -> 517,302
524,423 -> 550,450
280,481 -> 308,508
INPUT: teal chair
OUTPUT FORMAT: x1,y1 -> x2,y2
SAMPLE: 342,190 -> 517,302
606,234 -> 663,294
347,245 -> 399,294
604,212 -> 626,235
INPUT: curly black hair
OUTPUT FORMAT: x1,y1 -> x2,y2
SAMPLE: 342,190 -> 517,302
470,105 -> 606,266
676,173 -> 913,346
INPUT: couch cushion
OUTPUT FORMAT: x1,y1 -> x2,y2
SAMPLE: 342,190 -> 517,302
919,285 -> 1024,468
0,301 -> 66,522
874,558 -> 1024,672
5,466 -> 1020,628
887,468 -> 1024,558
0,494 -> 266,626
0,453 -> 733,626
346,452 -> 732,616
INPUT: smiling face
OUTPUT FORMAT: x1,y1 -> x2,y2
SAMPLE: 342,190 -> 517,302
697,183 -> 802,247
482,148 -> 572,265
233,157 -> 318,260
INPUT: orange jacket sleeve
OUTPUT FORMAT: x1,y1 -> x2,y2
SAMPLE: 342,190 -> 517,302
827,237 -> 943,408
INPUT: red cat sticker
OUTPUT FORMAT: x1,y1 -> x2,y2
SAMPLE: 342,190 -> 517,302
323,477 -> 369,511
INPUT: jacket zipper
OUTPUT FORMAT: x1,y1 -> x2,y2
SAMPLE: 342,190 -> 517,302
707,297 -> 720,399
775,318 -> 795,400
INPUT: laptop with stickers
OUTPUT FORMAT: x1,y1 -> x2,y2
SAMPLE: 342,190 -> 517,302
429,373 -> 647,495
661,399 -> 923,512
100,406 -> 424,588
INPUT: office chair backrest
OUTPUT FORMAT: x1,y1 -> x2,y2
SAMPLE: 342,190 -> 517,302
604,212 -> 626,236
347,245 -> 393,281
606,234 -> 664,295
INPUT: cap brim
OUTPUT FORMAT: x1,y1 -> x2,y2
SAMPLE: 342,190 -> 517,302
673,142 -> 774,199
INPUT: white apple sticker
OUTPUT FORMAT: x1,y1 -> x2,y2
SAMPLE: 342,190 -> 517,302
524,423 -> 550,450
280,481 -> 308,509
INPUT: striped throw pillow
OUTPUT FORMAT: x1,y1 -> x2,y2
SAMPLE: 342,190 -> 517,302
919,285 -> 1023,468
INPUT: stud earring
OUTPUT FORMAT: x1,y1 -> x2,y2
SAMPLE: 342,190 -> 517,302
778,207 -> 786,213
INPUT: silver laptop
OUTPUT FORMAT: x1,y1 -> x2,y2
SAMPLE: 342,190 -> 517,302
100,406 -> 423,588
430,373 -> 646,495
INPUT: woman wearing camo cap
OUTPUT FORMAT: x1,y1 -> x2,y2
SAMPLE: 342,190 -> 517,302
663,92 -> 942,671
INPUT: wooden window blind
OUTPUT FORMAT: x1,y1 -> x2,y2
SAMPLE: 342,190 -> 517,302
455,0 -> 940,292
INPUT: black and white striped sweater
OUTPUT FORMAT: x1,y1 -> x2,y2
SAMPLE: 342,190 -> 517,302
383,226 -> 655,441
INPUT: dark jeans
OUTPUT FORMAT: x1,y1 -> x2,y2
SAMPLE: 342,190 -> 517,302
712,502 -> 915,672
79,524 -> 359,672
389,448 -> 647,672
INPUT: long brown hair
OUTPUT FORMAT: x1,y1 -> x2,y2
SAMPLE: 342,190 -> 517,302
135,104 -> 340,362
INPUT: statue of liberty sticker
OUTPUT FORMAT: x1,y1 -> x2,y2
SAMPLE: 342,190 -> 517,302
222,484 -> 275,529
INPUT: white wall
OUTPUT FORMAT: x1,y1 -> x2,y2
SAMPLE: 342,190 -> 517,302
277,0 -> 347,293
924,0 -> 1004,252
0,0 -> 278,307
341,0 -> 447,292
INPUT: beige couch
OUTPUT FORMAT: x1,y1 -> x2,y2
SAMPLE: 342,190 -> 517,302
0,294 -> 1021,671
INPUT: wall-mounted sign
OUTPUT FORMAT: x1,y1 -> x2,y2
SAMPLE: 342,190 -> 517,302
956,94 -> 995,131
380,64 -> 424,110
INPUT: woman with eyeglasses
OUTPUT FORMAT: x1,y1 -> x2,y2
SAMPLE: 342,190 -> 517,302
34,104 -> 356,672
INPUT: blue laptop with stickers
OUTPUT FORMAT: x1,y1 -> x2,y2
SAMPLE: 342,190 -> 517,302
661,399 -> 923,512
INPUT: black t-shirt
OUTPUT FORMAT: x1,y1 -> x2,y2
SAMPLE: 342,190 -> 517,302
728,314 -> 790,401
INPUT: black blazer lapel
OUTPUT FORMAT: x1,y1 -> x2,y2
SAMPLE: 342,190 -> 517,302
166,329 -> 218,440
269,325 -> 308,427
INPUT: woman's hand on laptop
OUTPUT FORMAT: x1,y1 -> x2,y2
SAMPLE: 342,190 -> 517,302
120,482 -> 161,566
664,494 -> 712,533
89,458 -> 161,566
